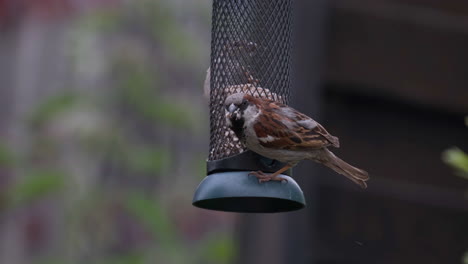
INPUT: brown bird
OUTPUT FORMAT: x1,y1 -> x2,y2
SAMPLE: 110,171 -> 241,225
225,93 -> 369,188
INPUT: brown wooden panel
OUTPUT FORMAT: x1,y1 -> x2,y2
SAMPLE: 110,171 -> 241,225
325,4 -> 468,113
309,74 -> 468,264
393,0 -> 468,16
315,186 -> 468,264
334,0 -> 468,17
321,90 -> 468,191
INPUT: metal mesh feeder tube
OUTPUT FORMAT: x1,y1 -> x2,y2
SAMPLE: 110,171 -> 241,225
193,0 -> 305,213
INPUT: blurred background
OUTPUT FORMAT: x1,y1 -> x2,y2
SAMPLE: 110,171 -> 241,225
0,1 -> 467,264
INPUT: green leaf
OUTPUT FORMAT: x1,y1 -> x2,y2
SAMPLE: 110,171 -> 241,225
121,69 -> 155,97
34,257 -> 67,264
442,147 -> 468,179
9,170 -> 65,206
117,67 -> 192,126
101,252 -> 144,264
192,155 -> 207,180
151,99 -> 194,128
125,92 -> 193,128
0,143 -> 15,166
29,93 -> 80,128
126,147 -> 171,174
124,192 -> 176,245
198,232 -> 235,264
79,10 -> 121,33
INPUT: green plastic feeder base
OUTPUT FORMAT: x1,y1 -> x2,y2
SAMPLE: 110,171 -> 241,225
192,171 -> 306,213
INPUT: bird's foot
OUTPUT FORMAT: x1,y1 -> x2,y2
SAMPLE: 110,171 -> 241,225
249,171 -> 287,183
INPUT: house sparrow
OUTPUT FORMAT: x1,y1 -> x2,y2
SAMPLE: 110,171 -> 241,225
225,93 -> 369,188
207,82 -> 285,159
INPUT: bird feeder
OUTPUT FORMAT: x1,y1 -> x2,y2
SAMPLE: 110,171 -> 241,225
193,0 -> 305,213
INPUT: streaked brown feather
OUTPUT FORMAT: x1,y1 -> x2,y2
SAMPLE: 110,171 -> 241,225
253,99 -> 339,150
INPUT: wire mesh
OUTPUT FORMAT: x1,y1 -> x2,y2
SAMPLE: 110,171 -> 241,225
208,0 -> 292,161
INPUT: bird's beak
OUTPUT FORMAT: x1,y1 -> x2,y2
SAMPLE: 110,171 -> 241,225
228,103 -> 237,113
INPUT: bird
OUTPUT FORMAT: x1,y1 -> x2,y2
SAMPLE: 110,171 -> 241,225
224,92 -> 369,188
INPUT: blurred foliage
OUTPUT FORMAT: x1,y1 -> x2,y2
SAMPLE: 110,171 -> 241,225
442,147 -> 468,179
124,192 -> 177,245
441,116 -> 468,264
1,1 -> 232,264
8,170 -> 65,208
0,143 -> 15,167
442,117 -> 468,179
101,254 -> 145,264
124,146 -> 171,175
139,1 -> 202,63
28,93 -> 80,128
197,232 -> 236,264
115,63 -> 196,129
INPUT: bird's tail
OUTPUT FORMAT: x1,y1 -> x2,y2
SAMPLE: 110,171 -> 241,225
315,148 -> 369,188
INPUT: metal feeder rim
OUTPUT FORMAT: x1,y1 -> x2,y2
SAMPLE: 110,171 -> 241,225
192,171 -> 305,213
207,150 -> 292,176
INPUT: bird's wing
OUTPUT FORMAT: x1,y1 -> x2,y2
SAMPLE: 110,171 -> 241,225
254,101 -> 339,150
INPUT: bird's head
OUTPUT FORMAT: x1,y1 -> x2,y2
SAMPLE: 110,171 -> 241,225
224,93 -> 259,127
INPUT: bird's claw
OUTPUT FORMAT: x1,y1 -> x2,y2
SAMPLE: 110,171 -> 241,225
249,171 -> 288,183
